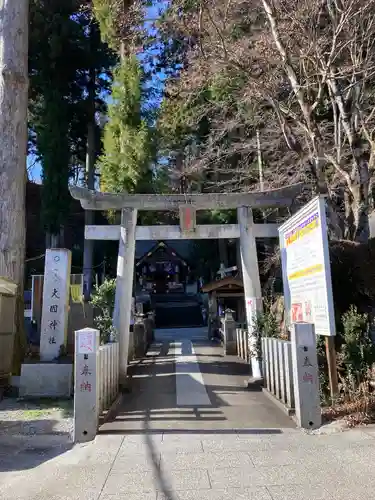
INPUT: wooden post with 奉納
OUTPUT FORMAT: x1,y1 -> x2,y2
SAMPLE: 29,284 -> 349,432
325,336 -> 339,400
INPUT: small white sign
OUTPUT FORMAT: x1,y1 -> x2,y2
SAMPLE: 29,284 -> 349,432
78,330 -> 96,354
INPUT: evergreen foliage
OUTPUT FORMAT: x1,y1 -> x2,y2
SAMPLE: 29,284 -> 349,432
29,0 -> 115,237
29,0 -> 81,235
92,0 -> 144,51
99,56 -> 154,193
90,278 -> 117,343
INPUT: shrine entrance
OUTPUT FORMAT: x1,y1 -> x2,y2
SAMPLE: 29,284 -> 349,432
135,241 -> 189,295
70,184 -> 302,385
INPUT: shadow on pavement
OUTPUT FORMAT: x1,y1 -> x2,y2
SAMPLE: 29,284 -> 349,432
99,426 -> 283,436
144,412 -> 179,500
0,420 -> 72,472
98,334 -> 289,498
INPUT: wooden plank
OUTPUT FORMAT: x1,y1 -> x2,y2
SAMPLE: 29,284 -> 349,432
284,341 -> 295,409
265,338 -> 272,392
70,183 -> 305,211
325,336 -> 339,400
278,340 -> 287,404
269,338 -> 276,395
274,339 -> 281,400
85,223 -> 279,241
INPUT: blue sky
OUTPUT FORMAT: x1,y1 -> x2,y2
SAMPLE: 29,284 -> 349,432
28,155 -> 42,183
28,1 -> 168,185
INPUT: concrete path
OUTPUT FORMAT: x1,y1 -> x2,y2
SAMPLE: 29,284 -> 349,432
1,327 -> 375,500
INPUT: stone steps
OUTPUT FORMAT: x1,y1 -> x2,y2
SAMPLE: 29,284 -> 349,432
155,304 -> 203,328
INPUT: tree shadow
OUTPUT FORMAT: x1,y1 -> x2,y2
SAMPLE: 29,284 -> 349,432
0,420 -> 72,472
143,412 -> 179,500
98,334 -> 291,500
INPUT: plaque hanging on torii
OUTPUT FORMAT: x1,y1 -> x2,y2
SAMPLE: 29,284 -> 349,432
179,205 -> 197,235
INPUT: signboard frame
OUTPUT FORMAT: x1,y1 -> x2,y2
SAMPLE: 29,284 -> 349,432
278,196 -> 336,336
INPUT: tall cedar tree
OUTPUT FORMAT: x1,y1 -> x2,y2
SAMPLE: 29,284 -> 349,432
99,55 -> 154,194
29,0 -> 115,244
92,0 -> 156,196
0,1 -> 28,373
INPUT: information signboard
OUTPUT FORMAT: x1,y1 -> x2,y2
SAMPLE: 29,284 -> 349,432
278,196 -> 335,336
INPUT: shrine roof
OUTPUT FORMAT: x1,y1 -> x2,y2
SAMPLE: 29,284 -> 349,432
202,276 -> 244,293
135,241 -> 188,267
135,240 -> 191,259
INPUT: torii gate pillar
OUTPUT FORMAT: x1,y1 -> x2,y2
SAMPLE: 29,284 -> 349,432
116,208 -> 137,385
238,206 -> 263,380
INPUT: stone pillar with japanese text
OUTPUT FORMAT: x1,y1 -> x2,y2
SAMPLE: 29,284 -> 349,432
291,322 -> 321,429
39,249 -> 72,361
74,328 -> 99,443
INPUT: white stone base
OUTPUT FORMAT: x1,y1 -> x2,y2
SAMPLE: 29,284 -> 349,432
19,363 -> 73,398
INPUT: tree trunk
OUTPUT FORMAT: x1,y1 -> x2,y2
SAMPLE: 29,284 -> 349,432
0,0 -> 29,374
345,185 -> 370,243
342,157 -> 370,242
325,198 -> 344,241
83,63 -> 96,302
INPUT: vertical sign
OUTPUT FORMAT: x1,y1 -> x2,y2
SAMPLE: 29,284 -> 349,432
39,249 -> 72,361
74,328 -> 99,443
278,196 -> 336,336
290,323 -> 321,429
179,205 -> 196,235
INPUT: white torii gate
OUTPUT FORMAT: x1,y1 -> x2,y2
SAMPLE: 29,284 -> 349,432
70,184 -> 303,384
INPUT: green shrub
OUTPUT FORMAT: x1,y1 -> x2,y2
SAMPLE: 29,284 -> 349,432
251,308 -> 281,359
254,310 -> 281,339
340,305 -> 375,394
90,279 -> 117,343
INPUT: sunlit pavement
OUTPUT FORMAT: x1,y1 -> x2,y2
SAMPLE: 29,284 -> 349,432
1,327 -> 375,500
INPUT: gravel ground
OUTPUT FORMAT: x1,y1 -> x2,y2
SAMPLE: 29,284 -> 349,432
0,397 -> 73,437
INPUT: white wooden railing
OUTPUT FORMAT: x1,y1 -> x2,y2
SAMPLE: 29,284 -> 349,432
261,337 -> 295,412
236,328 -> 249,361
98,342 -> 120,415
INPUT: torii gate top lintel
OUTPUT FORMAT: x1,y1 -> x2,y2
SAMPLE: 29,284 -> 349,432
69,183 -> 304,212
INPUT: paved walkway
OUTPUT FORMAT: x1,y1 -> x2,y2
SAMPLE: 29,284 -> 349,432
1,327 -> 375,500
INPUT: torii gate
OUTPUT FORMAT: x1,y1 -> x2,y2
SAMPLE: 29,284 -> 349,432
69,184 -> 303,384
